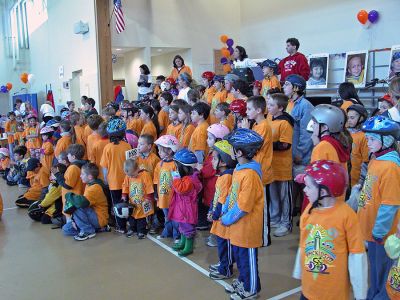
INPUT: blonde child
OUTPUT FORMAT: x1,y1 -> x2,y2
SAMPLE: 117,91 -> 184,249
346,55 -> 365,85
120,159 -> 154,239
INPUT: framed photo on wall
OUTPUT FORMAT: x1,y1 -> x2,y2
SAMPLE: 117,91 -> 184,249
344,50 -> 368,88
307,53 -> 329,89
389,45 -> 400,80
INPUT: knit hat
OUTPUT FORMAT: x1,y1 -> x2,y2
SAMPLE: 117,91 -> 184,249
365,132 -> 395,148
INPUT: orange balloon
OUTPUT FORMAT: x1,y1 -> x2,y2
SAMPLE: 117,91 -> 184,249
6,83 -> 12,91
357,10 -> 368,25
220,35 -> 228,43
223,64 -> 232,73
20,73 -> 28,84
220,48 -> 230,58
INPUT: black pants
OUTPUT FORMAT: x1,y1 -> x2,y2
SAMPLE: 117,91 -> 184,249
197,198 -> 209,227
128,217 -> 147,234
41,214 -> 52,224
110,189 -> 125,229
300,294 -> 308,300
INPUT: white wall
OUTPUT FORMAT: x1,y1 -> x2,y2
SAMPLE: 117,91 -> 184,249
112,56 -> 125,80
0,0 -> 100,112
111,0 -> 241,81
123,47 -> 148,100
151,49 -> 191,79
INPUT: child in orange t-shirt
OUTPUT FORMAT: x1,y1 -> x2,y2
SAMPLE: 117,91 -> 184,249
293,160 -> 367,300
358,116 -> 400,299
201,71 -> 216,104
70,112 -> 87,159
154,135 -> 180,241
267,93 -> 294,238
158,92 -> 173,136
91,123 -> 109,180
54,144 -> 86,222
178,103 -> 195,148
39,127 -> 55,186
221,128 -> 264,298
100,117 -> 131,232
125,106 -> 144,136
214,102 -> 234,131
345,104 -> 369,187
15,158 -> 48,207
189,102 -> 211,164
136,134 -> 160,179
54,120 -> 74,158
242,96 -> 273,246
86,114 -> 104,163
140,105 -> 159,141
0,148 -> 10,176
5,111 -> 17,156
121,159 -> 154,239
210,75 -> 227,124
166,104 -> 182,139
208,140 -> 236,280
13,121 -> 25,147
24,114 -> 41,159
260,60 -> 281,98
224,73 -> 240,104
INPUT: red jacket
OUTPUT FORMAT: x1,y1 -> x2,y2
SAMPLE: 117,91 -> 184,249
199,153 -> 218,207
278,52 -> 310,82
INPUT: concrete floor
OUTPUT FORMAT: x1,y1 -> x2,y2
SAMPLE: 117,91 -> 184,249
0,179 -> 302,300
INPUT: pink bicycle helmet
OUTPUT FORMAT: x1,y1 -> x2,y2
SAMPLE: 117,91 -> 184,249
207,124 -> 230,139
155,135 -> 180,152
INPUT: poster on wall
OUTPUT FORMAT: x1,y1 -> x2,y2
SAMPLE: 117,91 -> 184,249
389,45 -> 400,80
344,50 -> 368,88
307,53 -> 329,89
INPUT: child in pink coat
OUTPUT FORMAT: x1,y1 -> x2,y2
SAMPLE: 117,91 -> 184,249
168,148 -> 202,257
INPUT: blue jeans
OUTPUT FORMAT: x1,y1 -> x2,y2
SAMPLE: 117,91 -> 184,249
62,207 -> 100,235
161,208 -> 179,239
367,241 -> 391,300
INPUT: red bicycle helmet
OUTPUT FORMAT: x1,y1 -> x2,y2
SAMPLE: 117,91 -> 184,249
379,93 -> 395,107
302,160 -> 348,197
202,71 -> 215,81
229,99 -> 247,117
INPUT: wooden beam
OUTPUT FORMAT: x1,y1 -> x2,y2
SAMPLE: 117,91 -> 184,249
95,0 -> 113,111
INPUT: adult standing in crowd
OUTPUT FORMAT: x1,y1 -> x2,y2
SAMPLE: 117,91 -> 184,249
169,55 -> 192,81
232,46 -> 258,69
137,64 -> 153,100
14,99 -> 26,118
278,38 -> 310,83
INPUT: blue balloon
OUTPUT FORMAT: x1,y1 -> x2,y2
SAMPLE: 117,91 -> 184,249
226,39 -> 234,47
368,10 -> 379,23
220,57 -> 228,64
0,86 -> 7,93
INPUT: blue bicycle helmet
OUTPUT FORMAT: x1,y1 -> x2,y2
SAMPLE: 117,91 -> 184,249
213,75 -> 225,82
225,128 -> 263,158
285,74 -> 307,91
46,119 -> 60,128
362,115 -> 400,139
106,117 -> 126,136
260,59 -> 279,75
173,148 -> 198,166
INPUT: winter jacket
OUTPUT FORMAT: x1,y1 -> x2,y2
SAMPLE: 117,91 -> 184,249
199,153 -> 218,207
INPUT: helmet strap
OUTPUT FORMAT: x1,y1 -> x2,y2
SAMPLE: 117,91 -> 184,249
317,124 -> 328,139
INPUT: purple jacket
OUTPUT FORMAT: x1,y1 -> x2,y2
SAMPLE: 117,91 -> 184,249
168,172 -> 202,224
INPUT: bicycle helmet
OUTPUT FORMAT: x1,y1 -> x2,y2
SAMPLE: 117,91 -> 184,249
213,140 -> 236,168
260,59 -> 279,75
40,127 -> 54,135
285,74 -> 307,91
213,75 -> 225,83
229,99 -> 247,117
173,148 -> 198,166
154,135 -> 180,153
347,104 -> 368,126
311,104 -> 345,134
207,124 -> 230,140
202,71 -> 215,81
113,203 -> 134,219
225,128 -> 263,159
362,115 -> 400,140
106,117 -> 126,136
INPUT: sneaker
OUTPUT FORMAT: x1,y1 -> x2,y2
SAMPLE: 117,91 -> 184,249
230,291 -> 258,300
273,226 -> 291,237
270,221 -> 280,228
149,227 -> 158,234
156,235 -> 166,240
209,271 -> 233,280
173,238 -> 181,244
225,279 -> 241,294
209,262 -> 220,272
206,235 -> 218,247
126,229 -> 135,238
114,228 -> 126,234
74,232 -> 96,241
138,233 -> 146,239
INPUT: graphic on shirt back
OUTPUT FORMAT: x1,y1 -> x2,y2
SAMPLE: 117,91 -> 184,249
358,173 -> 378,209
227,182 -> 239,209
304,223 -> 337,279
388,261 -> 400,292
129,181 -> 144,205
159,170 -> 172,195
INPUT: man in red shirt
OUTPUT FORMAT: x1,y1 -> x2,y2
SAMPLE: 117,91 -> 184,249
278,38 -> 310,83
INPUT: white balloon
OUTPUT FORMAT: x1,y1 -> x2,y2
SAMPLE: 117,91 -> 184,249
28,74 -> 35,84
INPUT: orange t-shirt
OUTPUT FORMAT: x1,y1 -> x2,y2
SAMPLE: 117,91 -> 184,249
158,109 -> 170,136
100,141 -> 131,190
189,121 -> 209,153
225,93 -> 235,104
40,141 -> 54,178
261,75 -> 281,98
300,202 -> 365,300
153,160 -> 176,209
141,121 -> 157,141
24,169 -> 47,200
13,131 -> 25,146
166,123 -> 182,140
226,168 -> 264,248
169,65 -> 192,80
24,125 -> 41,149
357,159 -> 400,242
179,124 -> 195,148
349,131 -> 369,187
92,138 -> 109,180
84,182 -> 109,227
83,125 -> 93,145
252,119 -> 273,185
127,118 -> 144,135
270,118 -> 293,181
74,125 -> 88,159
210,90 -> 228,124
221,116 -> 234,132
5,120 -> 17,144
87,132 -> 101,163
204,86 -> 217,104
340,100 -> 354,111
137,152 -> 160,179
62,164 -> 85,206
54,135 -> 72,158
210,171 -> 233,239
122,171 -> 154,219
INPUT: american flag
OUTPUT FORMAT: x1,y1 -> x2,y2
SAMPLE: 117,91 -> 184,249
114,0 -> 125,34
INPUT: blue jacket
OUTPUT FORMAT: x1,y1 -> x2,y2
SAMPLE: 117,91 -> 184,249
291,96 -> 314,165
